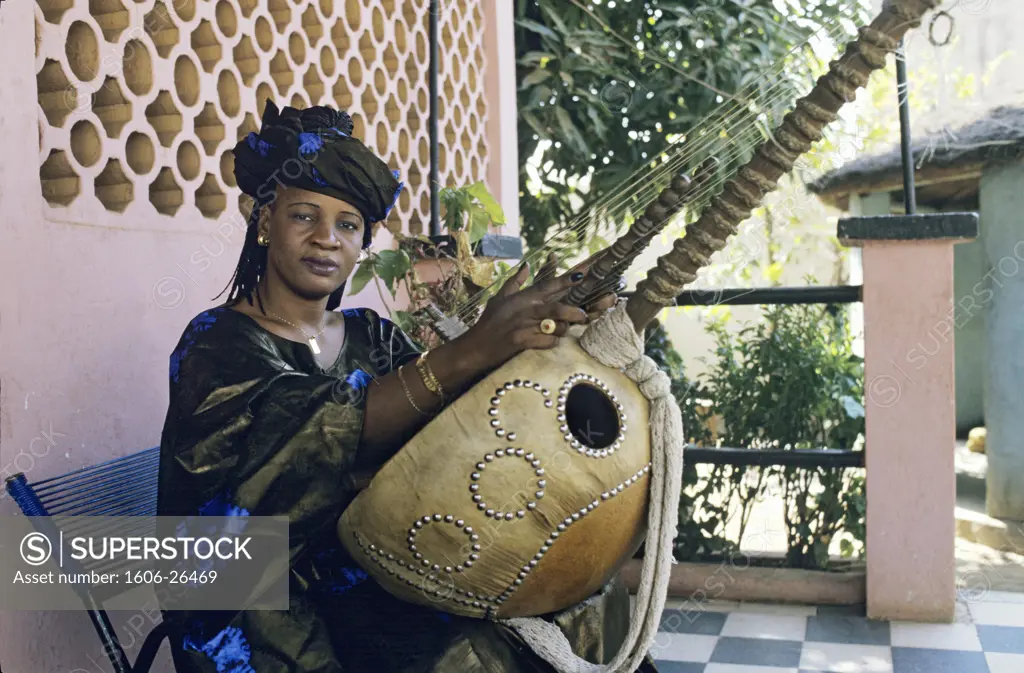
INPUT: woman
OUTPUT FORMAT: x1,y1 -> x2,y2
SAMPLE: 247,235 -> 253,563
157,102 -> 656,672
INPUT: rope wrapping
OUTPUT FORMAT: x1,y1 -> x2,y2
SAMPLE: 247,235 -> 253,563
502,299 -> 685,673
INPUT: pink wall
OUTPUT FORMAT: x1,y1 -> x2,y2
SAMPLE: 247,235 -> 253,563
0,0 -> 519,669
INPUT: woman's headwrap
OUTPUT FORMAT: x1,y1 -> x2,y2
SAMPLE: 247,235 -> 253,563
232,100 -> 403,231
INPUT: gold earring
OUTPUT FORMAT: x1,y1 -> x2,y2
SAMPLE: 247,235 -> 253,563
257,232 -> 269,246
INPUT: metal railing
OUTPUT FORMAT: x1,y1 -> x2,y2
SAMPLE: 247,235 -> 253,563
623,284 -> 866,470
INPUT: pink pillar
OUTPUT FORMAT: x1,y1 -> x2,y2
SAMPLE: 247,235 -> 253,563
841,214 -> 978,623
481,0 -> 521,236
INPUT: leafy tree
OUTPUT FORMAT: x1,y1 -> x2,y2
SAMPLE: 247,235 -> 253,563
514,0 -> 872,254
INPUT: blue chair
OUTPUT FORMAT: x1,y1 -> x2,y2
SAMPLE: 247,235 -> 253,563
5,446 -> 170,673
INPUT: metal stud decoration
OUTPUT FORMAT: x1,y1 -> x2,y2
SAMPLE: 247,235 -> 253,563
488,374 -> 627,456
349,371 -> 646,618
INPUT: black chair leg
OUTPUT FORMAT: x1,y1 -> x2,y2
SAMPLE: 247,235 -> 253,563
84,605 -> 132,673
131,622 -> 172,673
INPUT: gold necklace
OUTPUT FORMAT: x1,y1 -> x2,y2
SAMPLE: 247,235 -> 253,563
268,310 -> 329,355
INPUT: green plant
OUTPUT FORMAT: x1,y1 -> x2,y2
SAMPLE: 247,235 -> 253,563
704,303 -> 864,451
439,182 -> 507,247
349,181 -> 509,344
649,302 -> 866,568
706,302 -> 865,569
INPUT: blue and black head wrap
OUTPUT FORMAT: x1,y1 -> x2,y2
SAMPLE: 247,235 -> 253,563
233,100 -> 403,229
222,100 -> 404,311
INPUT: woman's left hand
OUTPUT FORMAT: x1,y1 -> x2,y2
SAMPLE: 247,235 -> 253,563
534,251 -> 619,323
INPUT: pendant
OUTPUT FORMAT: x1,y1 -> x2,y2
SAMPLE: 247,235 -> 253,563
308,337 -> 321,355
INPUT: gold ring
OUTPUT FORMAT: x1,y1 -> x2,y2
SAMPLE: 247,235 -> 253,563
539,318 -> 557,335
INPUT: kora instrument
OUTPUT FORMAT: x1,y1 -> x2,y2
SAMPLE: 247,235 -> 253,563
338,0 -> 942,623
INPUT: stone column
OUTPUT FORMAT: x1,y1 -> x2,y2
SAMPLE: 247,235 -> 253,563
839,213 -> 978,623
980,161 -> 1024,520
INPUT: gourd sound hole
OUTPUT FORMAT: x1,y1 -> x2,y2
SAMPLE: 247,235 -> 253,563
565,383 -> 620,449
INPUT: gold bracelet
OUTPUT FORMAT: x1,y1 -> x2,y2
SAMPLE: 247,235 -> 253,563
397,365 -> 429,416
415,351 -> 445,399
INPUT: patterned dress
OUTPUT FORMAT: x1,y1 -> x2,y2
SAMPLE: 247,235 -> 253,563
157,305 -> 657,672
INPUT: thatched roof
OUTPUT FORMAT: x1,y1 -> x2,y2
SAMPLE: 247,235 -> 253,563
807,105 -> 1024,210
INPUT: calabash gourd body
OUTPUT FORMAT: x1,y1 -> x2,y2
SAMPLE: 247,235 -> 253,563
338,330 -> 651,619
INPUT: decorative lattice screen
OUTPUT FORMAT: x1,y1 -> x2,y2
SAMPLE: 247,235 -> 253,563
34,0 -> 489,234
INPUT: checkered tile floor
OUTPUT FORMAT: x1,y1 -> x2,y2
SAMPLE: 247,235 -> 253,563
649,591 -> 1024,673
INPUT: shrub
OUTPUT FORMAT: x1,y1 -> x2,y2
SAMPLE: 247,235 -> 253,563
644,303 -> 866,569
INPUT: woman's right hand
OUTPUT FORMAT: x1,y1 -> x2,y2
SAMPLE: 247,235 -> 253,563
456,261 -> 591,373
